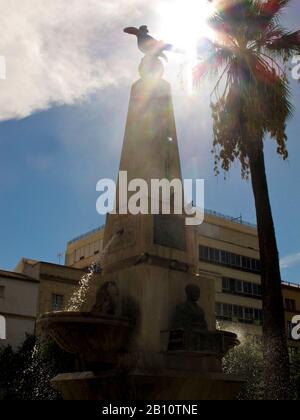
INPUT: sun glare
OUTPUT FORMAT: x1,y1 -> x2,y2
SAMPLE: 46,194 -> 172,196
157,0 -> 216,51
157,0 -> 216,91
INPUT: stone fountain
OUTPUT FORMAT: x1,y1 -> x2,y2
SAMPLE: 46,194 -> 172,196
38,27 -> 243,400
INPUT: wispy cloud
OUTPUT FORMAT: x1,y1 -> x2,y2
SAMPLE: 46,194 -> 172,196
280,252 -> 300,270
0,0 -> 146,121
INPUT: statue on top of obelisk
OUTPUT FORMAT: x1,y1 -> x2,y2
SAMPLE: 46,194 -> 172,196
124,25 -> 175,61
124,26 -> 183,79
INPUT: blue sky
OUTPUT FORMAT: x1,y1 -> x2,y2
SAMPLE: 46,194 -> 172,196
0,0 -> 300,284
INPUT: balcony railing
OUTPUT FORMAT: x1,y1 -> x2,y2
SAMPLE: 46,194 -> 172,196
68,225 -> 105,245
205,209 -> 257,229
282,281 -> 300,289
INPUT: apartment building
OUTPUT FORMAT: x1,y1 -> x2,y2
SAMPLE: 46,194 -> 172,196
282,282 -> 300,356
15,259 -> 88,315
64,227 -> 105,269
0,260 -> 92,349
197,210 -> 263,342
0,270 -> 39,349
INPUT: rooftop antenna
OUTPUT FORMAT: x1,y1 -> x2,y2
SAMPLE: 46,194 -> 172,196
231,214 -> 243,224
57,252 -> 65,265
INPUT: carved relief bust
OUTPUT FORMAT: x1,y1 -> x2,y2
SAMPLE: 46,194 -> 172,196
92,281 -> 140,326
172,284 -> 208,331
92,281 -> 120,316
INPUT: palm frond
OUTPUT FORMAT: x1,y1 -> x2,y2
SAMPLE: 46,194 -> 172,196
194,0 -> 298,173
265,30 -> 300,57
259,0 -> 291,19
194,42 -> 233,84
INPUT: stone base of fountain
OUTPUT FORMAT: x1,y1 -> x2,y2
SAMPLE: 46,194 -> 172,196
51,367 -> 242,401
38,311 -> 243,401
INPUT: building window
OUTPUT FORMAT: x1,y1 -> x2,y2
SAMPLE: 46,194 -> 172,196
0,286 -> 4,299
285,299 -> 296,312
253,283 -> 262,297
216,302 -> 263,325
74,246 -> 87,262
199,246 -> 261,274
222,277 -> 229,292
243,282 -> 253,295
95,240 -> 101,253
245,307 -> 254,321
52,294 -> 64,312
222,277 -> 262,299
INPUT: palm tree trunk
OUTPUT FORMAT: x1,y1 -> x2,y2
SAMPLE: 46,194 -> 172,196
248,139 -> 290,400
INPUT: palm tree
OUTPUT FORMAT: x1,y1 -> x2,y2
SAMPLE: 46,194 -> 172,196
194,0 -> 300,399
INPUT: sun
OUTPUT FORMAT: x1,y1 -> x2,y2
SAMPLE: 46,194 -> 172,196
157,0 -> 216,53
156,0 -> 216,92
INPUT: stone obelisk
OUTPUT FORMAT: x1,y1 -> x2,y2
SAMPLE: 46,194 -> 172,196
101,50 -> 215,353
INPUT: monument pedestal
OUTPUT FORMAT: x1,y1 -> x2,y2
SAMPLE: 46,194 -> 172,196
94,263 -> 216,353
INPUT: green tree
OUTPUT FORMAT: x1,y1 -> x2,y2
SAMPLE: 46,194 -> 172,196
194,0 -> 300,399
223,339 -> 264,400
291,351 -> 300,399
0,335 -> 76,400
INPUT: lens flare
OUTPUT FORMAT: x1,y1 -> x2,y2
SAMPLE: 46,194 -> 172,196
157,0 -> 216,50
157,0 -> 216,91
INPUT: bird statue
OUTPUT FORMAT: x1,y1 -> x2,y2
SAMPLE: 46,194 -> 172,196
124,25 -> 183,61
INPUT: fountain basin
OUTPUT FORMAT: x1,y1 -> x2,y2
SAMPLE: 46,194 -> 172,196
38,312 -> 244,400
38,312 -> 131,367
